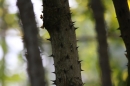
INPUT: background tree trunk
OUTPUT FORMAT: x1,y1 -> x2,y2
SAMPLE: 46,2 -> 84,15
91,0 -> 112,86
17,0 -> 46,86
43,0 -> 83,86
112,0 -> 130,86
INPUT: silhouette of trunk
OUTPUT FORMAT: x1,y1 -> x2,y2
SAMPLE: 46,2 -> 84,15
112,0 -> 130,86
17,0 -> 46,86
43,0 -> 83,86
91,0 -> 112,86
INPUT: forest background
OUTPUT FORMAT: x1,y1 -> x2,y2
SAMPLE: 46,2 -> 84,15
0,0 -> 129,86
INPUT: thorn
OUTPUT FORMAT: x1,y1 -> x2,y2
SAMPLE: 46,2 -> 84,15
117,28 -> 120,30
81,69 -> 84,71
74,27 -> 78,30
70,44 -> 73,52
40,14 -> 43,19
49,54 -> 54,57
52,72 -> 55,74
51,80 -> 56,82
76,46 -> 79,50
69,23 -> 73,28
56,8 -> 60,13
125,53 -> 128,59
78,60 -> 82,64
60,43 -> 63,48
46,38 -> 51,41
53,64 -> 57,67
53,64 -> 56,67
70,65 -> 73,69
21,36 -> 24,42
125,53 -> 127,57
56,27 -> 60,32
68,12 -> 72,16
51,80 -> 56,85
65,54 -> 69,59
119,35 -> 122,37
25,53 -> 28,57
126,64 -> 128,67
72,21 -> 75,24
40,24 -> 44,29
63,69 -> 67,74
70,44 -> 73,47
58,78 -> 62,82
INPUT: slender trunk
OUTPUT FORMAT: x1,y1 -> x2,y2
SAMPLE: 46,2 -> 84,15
91,0 -> 112,86
112,0 -> 130,86
43,0 -> 83,86
16,0 -> 46,86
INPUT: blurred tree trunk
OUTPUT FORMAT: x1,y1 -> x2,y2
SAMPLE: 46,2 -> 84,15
112,0 -> 130,86
17,0 -> 46,86
91,0 -> 112,86
43,0 -> 83,86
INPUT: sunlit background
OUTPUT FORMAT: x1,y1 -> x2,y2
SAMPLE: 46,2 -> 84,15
0,0 -> 129,86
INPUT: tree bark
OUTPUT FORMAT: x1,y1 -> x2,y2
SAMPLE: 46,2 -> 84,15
112,0 -> 130,86
91,0 -> 112,86
43,0 -> 83,86
17,0 -> 46,86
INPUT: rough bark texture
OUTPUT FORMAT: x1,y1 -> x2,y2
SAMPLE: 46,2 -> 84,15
17,0 -> 46,86
112,0 -> 130,86
91,0 -> 112,86
43,0 -> 83,86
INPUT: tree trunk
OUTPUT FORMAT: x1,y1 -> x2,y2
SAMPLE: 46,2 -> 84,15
43,0 -> 83,86
112,0 -> 130,86
17,0 -> 46,86
91,0 -> 112,86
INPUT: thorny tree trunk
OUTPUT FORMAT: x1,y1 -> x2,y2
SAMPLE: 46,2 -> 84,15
43,0 -> 83,86
112,0 -> 130,86
91,0 -> 112,86
17,0 -> 46,86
